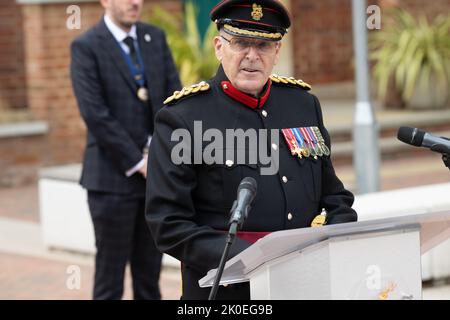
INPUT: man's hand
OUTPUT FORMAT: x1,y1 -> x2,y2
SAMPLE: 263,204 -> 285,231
139,154 -> 148,178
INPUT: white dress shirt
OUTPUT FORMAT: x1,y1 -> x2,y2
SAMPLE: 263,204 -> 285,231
104,14 -> 138,53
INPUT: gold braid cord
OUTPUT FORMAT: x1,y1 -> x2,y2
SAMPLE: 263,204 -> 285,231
224,24 -> 282,40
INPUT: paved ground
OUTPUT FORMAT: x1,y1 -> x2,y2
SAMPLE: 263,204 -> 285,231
0,216 -> 182,300
0,252 -> 181,300
0,184 -> 39,223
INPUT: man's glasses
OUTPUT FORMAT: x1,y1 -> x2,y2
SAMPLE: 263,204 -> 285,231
220,35 -> 279,54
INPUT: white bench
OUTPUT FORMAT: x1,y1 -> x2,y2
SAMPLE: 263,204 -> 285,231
39,164 -> 450,280
38,164 -> 179,268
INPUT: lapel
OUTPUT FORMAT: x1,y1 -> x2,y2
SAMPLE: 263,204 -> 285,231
96,19 -> 136,93
136,23 -> 158,96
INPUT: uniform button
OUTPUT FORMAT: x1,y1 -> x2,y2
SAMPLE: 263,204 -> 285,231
225,160 -> 234,167
261,110 -> 268,118
282,176 -> 288,183
288,213 -> 293,220
272,143 -> 278,151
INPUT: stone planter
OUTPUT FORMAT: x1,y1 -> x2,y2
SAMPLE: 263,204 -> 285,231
408,71 -> 449,110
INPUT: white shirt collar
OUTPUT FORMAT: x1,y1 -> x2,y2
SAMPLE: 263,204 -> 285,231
104,14 -> 137,43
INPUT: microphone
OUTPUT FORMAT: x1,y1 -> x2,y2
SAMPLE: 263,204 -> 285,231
397,127 -> 450,154
229,177 -> 258,230
208,177 -> 257,300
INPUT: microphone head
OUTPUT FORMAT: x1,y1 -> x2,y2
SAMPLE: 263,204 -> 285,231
238,177 -> 257,195
397,126 -> 425,147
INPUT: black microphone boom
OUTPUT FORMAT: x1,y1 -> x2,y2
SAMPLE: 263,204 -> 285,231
397,126 -> 450,154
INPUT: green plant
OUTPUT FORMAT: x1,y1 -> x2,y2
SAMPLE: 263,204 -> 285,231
370,9 -> 450,104
148,2 -> 219,86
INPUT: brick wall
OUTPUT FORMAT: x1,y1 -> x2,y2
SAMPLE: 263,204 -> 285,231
290,0 -> 353,84
290,0 -> 450,84
0,0 -> 27,111
0,135 -> 49,186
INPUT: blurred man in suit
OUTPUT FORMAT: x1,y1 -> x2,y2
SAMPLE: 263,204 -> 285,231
70,0 -> 181,299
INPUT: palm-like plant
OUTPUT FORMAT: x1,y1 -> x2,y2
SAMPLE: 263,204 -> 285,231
148,2 -> 219,86
370,9 -> 450,108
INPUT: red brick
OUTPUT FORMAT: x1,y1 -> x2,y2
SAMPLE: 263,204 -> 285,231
0,0 -> 26,111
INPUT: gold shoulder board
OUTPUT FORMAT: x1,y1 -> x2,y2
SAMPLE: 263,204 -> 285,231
164,81 -> 211,105
270,74 -> 312,91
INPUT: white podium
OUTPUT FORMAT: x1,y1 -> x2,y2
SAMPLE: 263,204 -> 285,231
199,211 -> 450,300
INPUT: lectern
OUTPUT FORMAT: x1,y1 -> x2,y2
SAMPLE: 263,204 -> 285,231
199,211 -> 450,300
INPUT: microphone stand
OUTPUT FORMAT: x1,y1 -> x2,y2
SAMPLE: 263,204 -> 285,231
208,221 -> 238,300
431,143 -> 450,171
208,202 -> 248,300
443,153 -> 450,171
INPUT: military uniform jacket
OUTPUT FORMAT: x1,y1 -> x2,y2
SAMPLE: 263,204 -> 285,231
145,66 -> 357,299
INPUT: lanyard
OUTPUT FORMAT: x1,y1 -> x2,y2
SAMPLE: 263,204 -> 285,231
116,38 -> 146,87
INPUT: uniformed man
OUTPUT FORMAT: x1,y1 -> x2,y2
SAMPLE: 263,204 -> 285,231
145,0 -> 357,300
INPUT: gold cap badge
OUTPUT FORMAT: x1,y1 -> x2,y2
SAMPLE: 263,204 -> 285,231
251,3 -> 263,21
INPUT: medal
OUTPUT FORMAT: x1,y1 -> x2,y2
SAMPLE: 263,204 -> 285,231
299,127 -> 317,159
311,127 -> 322,153
292,128 -> 310,158
307,127 -> 323,157
313,127 -> 331,156
137,87 -> 149,102
115,37 -> 149,103
281,129 -> 302,158
287,129 -> 303,158
291,139 -> 303,158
